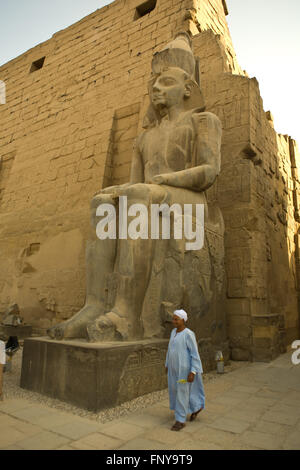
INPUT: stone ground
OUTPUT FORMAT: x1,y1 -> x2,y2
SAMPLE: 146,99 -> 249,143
0,348 -> 300,450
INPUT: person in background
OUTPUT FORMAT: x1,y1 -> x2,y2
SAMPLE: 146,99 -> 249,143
165,309 -> 205,431
0,335 -> 6,401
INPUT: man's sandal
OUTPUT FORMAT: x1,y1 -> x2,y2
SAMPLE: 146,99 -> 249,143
190,408 -> 203,421
171,421 -> 186,431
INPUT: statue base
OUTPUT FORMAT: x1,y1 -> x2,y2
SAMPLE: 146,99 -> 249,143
20,336 -> 230,411
20,337 -> 169,412
0,324 -> 32,339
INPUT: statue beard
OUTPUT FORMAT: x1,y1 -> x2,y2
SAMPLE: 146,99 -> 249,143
152,101 -> 169,118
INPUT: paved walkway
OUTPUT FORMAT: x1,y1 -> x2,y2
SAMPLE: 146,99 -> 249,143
1,350 -> 300,450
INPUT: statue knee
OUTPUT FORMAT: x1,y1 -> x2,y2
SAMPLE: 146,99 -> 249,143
91,193 -> 117,207
90,193 -> 118,227
124,183 -> 167,204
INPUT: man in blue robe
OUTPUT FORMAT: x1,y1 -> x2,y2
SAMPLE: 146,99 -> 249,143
165,309 -> 205,431
0,335 -> 6,401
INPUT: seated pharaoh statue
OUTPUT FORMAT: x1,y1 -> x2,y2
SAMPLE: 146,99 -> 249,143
48,32 -> 225,343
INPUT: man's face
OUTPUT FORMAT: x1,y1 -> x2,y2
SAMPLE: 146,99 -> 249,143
150,68 -> 188,109
172,315 -> 185,329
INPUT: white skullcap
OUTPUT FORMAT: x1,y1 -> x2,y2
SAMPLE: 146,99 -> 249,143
173,309 -> 188,322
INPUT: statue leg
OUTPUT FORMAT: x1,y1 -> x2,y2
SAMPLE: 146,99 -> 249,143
48,194 -> 117,340
87,183 -> 168,341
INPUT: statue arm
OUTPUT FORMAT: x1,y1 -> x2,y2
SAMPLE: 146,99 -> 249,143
96,136 -> 144,196
152,112 -> 222,192
152,164 -> 216,192
130,136 -> 144,184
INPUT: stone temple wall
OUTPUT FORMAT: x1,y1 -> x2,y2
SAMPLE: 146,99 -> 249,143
0,0 -> 299,360
193,30 -> 300,360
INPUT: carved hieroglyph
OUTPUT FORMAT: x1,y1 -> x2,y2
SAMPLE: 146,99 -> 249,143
48,32 -> 225,342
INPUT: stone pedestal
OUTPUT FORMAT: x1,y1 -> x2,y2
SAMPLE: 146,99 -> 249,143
20,337 -> 168,412
0,324 -> 32,340
252,314 -> 286,362
21,336 -> 230,412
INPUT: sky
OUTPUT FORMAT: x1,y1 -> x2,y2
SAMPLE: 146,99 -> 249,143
0,0 -> 299,142
227,0 -> 300,144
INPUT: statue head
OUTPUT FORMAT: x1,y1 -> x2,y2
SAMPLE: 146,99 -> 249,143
149,67 -> 192,111
143,32 -> 205,128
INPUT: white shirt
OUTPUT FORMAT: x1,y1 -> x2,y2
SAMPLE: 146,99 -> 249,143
0,340 -> 6,365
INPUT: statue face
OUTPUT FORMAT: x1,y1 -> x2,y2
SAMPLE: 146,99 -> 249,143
150,68 -> 190,110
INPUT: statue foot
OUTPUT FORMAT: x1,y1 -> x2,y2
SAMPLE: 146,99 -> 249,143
87,311 -> 129,342
47,304 -> 103,340
47,321 -> 80,341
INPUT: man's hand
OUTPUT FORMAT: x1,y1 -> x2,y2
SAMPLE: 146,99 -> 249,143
187,372 -> 195,383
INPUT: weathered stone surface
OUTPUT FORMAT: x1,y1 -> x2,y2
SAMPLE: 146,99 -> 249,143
2,304 -> 22,326
20,337 -> 169,411
0,325 -> 32,340
47,32 -> 226,347
20,334 -> 227,409
0,0 -> 299,363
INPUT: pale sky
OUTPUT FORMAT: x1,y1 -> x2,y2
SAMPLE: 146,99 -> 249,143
227,0 -> 300,144
0,0 -> 299,142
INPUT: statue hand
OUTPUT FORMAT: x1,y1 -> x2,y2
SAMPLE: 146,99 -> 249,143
151,175 -> 165,185
93,183 -> 132,197
101,185 -> 121,194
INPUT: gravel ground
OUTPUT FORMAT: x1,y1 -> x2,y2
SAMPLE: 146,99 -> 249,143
2,346 -> 246,424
